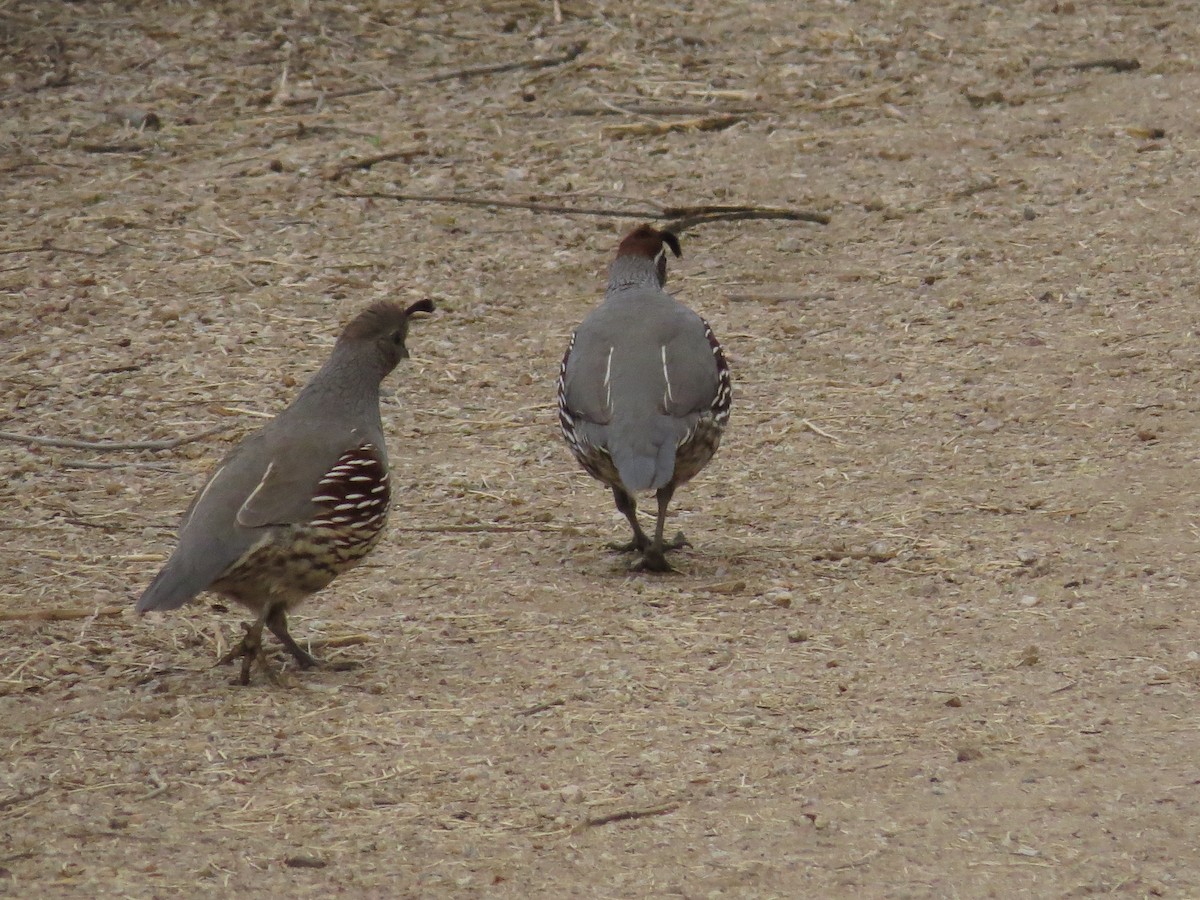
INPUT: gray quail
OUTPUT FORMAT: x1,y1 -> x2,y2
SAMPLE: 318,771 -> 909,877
557,226 -> 731,572
137,299 -> 434,683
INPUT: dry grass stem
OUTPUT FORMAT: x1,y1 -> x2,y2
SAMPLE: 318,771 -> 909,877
579,802 -> 681,830
0,424 -> 233,452
0,607 -> 125,622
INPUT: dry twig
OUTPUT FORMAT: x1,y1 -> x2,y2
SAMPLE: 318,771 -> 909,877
80,143 -> 147,154
1032,57 -> 1140,76
59,460 -> 177,471
578,802 -> 680,830
801,419 -> 844,443
308,634 -> 371,650
0,607 -> 124,622
0,423 -> 234,452
668,208 -> 829,232
339,192 -> 829,228
557,102 -> 758,118
517,698 -> 565,716
0,786 -> 50,812
0,242 -> 114,258
285,43 -> 586,107
424,42 -> 586,83
813,547 -> 899,563
323,145 -> 426,180
602,114 -> 743,138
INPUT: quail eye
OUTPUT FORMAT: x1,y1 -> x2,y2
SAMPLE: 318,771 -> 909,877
392,330 -> 404,345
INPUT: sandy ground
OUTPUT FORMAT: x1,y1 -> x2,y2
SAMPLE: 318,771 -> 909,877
3,1 -> 1200,896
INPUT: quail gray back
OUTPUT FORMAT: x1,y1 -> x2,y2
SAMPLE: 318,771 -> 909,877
558,226 -> 730,571
137,298 -> 434,683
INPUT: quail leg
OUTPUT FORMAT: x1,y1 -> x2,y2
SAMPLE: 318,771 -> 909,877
264,604 -> 320,669
631,485 -> 690,573
606,485 -> 652,553
265,604 -> 357,673
217,615 -> 274,685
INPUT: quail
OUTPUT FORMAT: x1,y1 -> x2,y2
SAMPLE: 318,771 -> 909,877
557,225 -> 731,572
137,299 -> 434,683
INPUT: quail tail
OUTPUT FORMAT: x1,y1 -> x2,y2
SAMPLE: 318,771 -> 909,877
135,562 -> 207,614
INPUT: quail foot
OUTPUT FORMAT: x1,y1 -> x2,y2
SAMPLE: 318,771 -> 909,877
137,299 -> 434,684
558,226 -> 731,572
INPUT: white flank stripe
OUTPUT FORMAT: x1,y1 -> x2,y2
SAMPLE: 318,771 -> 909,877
604,346 -> 615,412
192,465 -> 225,513
661,345 -> 674,404
238,461 -> 275,522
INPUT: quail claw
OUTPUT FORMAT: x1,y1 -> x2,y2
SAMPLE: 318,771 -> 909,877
630,549 -> 677,574
606,538 -> 650,554
665,531 -> 691,551
216,621 -> 276,685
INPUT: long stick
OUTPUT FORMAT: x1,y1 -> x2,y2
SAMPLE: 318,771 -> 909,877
579,802 -> 680,829
284,43 -> 586,107
0,607 -> 124,622
339,192 -> 830,228
0,423 -> 234,452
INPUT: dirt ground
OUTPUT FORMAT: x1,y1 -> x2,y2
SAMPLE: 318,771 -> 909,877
3,1 -> 1200,896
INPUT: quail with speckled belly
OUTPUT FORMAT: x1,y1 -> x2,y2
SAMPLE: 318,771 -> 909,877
558,226 -> 731,572
136,299 -> 434,683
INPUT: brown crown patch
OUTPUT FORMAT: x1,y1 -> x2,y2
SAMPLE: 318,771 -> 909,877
339,299 -> 434,342
616,225 -> 682,260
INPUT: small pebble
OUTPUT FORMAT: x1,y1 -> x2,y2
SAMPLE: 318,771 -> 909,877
284,856 -> 326,869
110,105 -> 161,130
768,590 -> 793,608
867,540 -> 894,561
